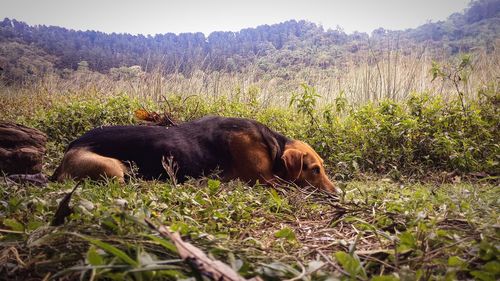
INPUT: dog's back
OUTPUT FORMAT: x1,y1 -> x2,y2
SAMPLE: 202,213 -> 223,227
52,116 -> 289,183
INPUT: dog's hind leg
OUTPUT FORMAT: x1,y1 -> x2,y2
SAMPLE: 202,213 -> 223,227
55,148 -> 127,183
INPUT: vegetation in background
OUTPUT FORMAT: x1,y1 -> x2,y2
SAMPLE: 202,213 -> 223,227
0,0 -> 499,97
2,0 -> 499,105
1,0 -> 498,79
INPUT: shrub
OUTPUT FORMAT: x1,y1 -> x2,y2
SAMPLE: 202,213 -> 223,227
30,94 -> 139,145
294,89 -> 499,178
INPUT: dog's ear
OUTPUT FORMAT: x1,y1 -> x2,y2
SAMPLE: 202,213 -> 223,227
259,127 -> 280,162
282,149 -> 305,181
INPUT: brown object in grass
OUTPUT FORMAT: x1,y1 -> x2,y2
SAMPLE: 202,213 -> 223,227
0,122 -> 47,175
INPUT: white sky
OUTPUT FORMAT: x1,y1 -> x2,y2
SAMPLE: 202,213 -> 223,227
0,0 -> 471,35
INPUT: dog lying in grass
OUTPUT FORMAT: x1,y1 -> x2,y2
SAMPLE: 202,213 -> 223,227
52,116 -> 335,192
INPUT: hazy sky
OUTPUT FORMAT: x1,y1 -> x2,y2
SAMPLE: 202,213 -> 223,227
1,0 -> 471,35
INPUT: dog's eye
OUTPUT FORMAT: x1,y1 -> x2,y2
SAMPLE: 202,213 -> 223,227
312,167 -> 320,175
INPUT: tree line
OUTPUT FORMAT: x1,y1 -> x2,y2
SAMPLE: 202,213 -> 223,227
0,0 -> 498,84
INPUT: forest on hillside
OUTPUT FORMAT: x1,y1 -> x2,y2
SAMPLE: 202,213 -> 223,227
0,0 -> 499,85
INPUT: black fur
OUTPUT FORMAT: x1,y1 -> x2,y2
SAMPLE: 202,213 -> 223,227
63,116 -> 289,182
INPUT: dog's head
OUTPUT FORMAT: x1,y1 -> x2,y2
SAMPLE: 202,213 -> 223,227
282,141 -> 335,192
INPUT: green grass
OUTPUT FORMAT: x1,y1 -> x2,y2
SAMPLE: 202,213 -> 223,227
1,178 -> 498,280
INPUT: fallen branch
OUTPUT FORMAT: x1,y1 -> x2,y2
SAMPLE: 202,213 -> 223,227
145,218 -> 262,281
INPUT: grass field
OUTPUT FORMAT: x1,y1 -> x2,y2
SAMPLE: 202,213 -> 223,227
1,176 -> 498,280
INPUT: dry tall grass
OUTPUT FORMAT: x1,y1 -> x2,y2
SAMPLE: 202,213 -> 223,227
1,45 -> 498,121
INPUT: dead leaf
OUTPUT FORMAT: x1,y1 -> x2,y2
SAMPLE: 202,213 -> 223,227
134,108 -> 177,126
134,108 -> 156,121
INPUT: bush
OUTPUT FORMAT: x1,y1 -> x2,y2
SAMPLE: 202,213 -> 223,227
296,89 -> 499,178
30,94 -> 139,145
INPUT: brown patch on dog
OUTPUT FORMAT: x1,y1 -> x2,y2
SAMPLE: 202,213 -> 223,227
226,131 -> 275,185
282,141 -> 335,192
54,148 -> 126,183
282,149 -> 305,181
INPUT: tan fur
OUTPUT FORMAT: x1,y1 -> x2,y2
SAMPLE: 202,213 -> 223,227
226,131 -> 275,185
55,148 -> 127,183
283,141 -> 335,192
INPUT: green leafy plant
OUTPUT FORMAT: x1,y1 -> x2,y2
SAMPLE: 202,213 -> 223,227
334,251 -> 367,280
431,54 -> 473,116
290,83 -> 321,123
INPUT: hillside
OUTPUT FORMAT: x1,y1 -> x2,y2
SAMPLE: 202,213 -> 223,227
0,0 -> 499,85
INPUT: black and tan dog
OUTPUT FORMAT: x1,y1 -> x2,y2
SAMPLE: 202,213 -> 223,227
52,116 -> 335,192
